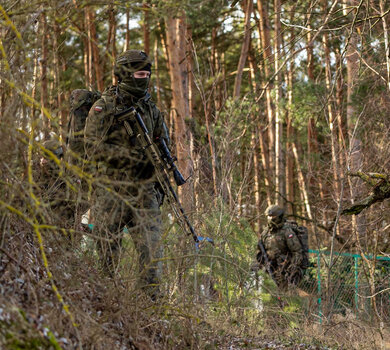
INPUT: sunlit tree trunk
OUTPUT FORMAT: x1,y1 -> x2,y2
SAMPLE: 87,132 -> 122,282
124,7 -> 130,51
274,0 -> 284,205
233,0 -> 252,98
165,12 -> 193,209
249,50 -> 265,230
257,0 -> 274,177
292,143 -> 313,221
306,5 -> 325,207
380,0 -> 390,92
322,8 -> 341,202
345,0 -> 366,240
86,6 -> 103,91
143,2 -> 150,54
107,2 -> 117,85
154,39 -> 162,110
249,48 -> 272,207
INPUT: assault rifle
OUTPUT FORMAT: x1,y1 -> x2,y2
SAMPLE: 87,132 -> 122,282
116,107 -> 209,245
257,240 -> 276,284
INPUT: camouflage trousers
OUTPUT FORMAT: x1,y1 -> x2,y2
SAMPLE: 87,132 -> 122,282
269,260 -> 303,291
91,180 -> 163,289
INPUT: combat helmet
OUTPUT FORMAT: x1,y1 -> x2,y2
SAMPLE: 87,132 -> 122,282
265,204 -> 285,228
265,204 -> 285,218
114,49 -> 152,78
114,50 -> 152,97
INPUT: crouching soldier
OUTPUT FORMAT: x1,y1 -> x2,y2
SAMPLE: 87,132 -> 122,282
253,205 -> 306,290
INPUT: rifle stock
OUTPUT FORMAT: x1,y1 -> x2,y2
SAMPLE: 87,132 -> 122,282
115,107 -> 203,244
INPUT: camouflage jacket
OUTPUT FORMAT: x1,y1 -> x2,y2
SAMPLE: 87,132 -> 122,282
84,86 -> 169,180
258,220 -> 303,268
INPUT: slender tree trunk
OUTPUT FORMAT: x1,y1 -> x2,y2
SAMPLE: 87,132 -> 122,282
85,8 -> 93,89
53,19 -> 66,138
345,0 -> 366,240
286,65 -> 294,215
380,0 -> 390,91
233,0 -> 253,98
40,10 -> 50,139
292,143 -> 313,220
335,48 -> 347,169
86,6 -> 103,91
143,2 -> 150,54
124,7 -> 130,51
257,0 -> 274,176
154,39 -> 162,110
107,2 -> 117,84
165,13 -> 192,208
249,48 -> 272,207
274,0 -> 284,205
323,19 -> 341,200
249,51 -> 264,230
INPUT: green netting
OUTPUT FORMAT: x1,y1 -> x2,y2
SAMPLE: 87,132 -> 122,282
298,250 -> 390,323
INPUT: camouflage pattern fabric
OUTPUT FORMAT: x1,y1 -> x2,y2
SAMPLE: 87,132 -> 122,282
34,138 -> 76,231
84,85 -> 169,290
257,219 -> 304,289
68,89 -> 101,159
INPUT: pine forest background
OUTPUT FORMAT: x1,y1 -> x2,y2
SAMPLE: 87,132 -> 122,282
1,0 -> 390,349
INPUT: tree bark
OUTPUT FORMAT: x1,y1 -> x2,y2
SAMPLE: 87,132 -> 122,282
274,0 -> 284,205
124,7 -> 130,51
86,6 -> 104,91
233,0 -> 253,98
39,10 -> 50,139
107,2 -> 117,85
165,13 -> 193,209
257,0 -> 274,176
143,2 -> 150,54
322,10 -> 341,200
345,0 -> 366,240
249,48 -> 272,207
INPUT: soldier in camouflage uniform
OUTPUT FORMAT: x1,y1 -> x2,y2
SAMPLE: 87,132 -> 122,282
35,137 -> 75,230
255,205 -> 304,290
84,50 -> 169,294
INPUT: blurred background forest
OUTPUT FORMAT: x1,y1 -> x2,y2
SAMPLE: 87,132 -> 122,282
1,0 -> 390,349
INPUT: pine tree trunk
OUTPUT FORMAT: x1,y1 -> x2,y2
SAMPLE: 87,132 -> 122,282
323,23 -> 341,200
53,19 -> 66,138
292,143 -> 313,220
143,3 -> 150,54
345,1 -> 366,240
274,0 -> 285,205
154,39 -> 162,110
39,10 -> 50,139
380,0 -> 390,91
248,48 -> 272,207
124,8 -> 130,51
233,0 -> 253,98
257,0 -> 274,176
86,7 -> 103,91
165,13 -> 193,209
107,2 -> 117,84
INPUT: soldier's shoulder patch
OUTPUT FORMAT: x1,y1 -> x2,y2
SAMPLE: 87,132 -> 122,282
94,105 -> 103,112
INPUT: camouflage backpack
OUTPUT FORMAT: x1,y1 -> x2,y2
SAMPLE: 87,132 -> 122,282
66,89 -> 101,161
286,220 -> 309,269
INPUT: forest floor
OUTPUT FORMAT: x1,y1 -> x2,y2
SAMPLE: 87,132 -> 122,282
1,229 -> 388,350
